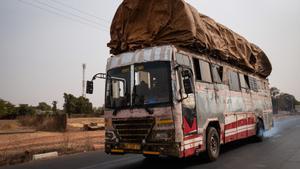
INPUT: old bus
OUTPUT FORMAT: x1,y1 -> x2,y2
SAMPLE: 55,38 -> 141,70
87,45 -> 273,161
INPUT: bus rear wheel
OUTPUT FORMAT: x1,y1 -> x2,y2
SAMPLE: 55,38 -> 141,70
255,119 -> 264,142
206,127 -> 220,161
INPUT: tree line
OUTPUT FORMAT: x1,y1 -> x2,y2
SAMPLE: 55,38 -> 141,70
0,93 -> 104,119
271,87 -> 300,113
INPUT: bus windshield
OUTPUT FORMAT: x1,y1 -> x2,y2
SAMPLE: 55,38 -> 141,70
105,61 -> 171,109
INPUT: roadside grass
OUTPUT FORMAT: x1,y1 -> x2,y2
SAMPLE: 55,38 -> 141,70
0,117 -> 104,166
0,120 -> 23,131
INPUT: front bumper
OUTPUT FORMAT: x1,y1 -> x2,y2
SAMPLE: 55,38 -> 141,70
105,141 -> 180,157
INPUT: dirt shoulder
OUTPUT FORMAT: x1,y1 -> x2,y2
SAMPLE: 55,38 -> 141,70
0,118 -> 105,166
0,130 -> 104,166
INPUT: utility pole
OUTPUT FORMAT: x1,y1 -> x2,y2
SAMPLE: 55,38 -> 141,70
82,63 -> 86,97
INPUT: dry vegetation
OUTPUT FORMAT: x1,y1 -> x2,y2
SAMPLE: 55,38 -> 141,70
17,115 -> 67,132
67,118 -> 104,130
0,120 -> 33,133
0,118 -> 105,166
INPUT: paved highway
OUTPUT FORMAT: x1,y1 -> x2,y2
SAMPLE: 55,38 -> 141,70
2,115 -> 300,169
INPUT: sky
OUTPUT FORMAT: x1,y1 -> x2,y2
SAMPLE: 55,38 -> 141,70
0,0 -> 300,108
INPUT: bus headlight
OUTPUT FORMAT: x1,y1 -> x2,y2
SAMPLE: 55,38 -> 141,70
151,130 -> 174,140
105,131 -> 116,141
155,132 -> 169,139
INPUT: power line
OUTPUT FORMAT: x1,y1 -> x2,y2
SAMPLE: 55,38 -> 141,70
18,0 -> 108,32
33,0 -> 109,30
49,0 -> 110,24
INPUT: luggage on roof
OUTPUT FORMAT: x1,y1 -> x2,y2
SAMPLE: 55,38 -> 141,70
108,0 -> 272,77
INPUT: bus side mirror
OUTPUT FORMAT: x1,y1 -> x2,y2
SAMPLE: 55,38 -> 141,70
86,81 -> 94,94
183,78 -> 193,94
182,69 -> 193,94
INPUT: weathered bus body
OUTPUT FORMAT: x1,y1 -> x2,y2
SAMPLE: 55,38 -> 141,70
103,45 -> 273,160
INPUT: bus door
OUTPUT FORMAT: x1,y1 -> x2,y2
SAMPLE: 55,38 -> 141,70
179,68 -> 197,135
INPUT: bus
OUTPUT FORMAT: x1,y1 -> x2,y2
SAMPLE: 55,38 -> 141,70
86,45 -> 273,161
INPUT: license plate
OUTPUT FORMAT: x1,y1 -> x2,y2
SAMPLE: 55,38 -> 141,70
124,143 -> 141,150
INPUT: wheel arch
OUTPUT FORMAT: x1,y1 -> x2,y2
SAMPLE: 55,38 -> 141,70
206,121 -> 221,136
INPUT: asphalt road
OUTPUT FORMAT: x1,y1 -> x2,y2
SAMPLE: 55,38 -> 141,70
2,115 -> 300,169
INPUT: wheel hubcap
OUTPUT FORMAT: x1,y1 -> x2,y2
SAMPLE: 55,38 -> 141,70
210,135 -> 218,153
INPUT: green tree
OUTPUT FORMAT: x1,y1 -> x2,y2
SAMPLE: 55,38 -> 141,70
93,107 -> 104,116
0,99 -> 16,118
37,102 -> 52,111
63,93 -> 93,115
17,104 -> 36,116
63,93 -> 77,116
52,101 -> 58,113
0,99 -> 8,117
76,96 -> 93,114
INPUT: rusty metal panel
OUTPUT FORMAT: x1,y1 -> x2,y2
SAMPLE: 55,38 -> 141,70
106,45 -> 173,70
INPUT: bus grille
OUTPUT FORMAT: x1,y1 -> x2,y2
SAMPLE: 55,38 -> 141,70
112,117 -> 155,143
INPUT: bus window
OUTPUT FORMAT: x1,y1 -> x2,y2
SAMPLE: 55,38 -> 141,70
257,80 -> 261,90
199,60 -> 212,82
211,64 -> 223,83
249,77 -> 258,92
193,58 -> 212,83
262,81 -> 266,90
229,71 -> 241,91
239,74 -> 250,89
258,80 -> 265,90
192,58 -> 201,80
263,81 -> 268,90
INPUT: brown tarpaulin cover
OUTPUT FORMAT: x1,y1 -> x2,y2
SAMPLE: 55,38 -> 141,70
108,0 -> 272,77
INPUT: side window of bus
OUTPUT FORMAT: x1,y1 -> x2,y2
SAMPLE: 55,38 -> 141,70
249,77 -> 258,92
228,71 -> 241,91
239,74 -> 250,89
263,81 -> 268,90
257,80 -> 261,90
211,64 -> 223,83
192,58 -> 212,83
261,81 -> 266,90
192,58 -> 201,80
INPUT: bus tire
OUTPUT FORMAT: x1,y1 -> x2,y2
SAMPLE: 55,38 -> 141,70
255,119 -> 264,142
206,127 -> 220,162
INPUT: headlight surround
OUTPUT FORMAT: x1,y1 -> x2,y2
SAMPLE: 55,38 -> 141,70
150,130 -> 174,141
155,132 -> 169,139
105,131 -> 116,141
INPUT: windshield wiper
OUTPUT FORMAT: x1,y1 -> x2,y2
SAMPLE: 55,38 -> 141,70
131,86 -> 154,115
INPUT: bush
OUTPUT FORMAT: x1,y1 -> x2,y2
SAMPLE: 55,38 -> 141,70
17,114 -> 67,132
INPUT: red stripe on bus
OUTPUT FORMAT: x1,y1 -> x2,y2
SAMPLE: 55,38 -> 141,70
184,134 -> 202,141
225,117 -> 256,130
237,119 -> 248,127
225,122 -> 237,130
224,129 -> 256,143
180,147 -> 197,157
